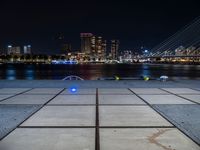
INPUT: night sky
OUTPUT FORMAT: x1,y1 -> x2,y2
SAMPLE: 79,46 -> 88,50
0,0 -> 199,54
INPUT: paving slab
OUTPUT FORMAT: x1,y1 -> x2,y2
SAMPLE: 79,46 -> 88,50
21,106 -> 95,126
0,88 -> 30,94
179,95 -> 200,104
98,88 -> 132,94
140,95 -> 194,104
48,95 -> 96,105
153,104 -> 200,145
130,88 -> 169,94
162,88 -> 200,94
100,128 -> 200,150
99,106 -> 172,126
0,128 -> 95,150
0,105 -> 41,140
0,94 -> 55,105
24,88 -> 63,94
99,95 -> 145,105
60,88 -> 96,95
0,95 -> 13,101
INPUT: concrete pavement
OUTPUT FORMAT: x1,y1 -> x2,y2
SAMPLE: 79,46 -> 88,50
0,87 -> 199,150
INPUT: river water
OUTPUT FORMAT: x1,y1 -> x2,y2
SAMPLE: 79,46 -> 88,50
0,63 -> 200,80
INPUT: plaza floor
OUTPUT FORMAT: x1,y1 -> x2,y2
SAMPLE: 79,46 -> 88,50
0,87 -> 199,150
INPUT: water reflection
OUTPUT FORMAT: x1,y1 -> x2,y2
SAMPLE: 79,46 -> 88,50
6,65 -> 16,80
141,64 -> 151,77
1,64 -> 200,80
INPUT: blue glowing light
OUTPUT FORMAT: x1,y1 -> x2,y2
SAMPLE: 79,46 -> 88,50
144,50 -> 148,53
70,87 -> 77,93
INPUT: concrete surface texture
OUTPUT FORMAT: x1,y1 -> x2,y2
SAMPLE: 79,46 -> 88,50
99,106 -> 172,127
140,94 -> 195,104
0,94 -> 55,104
0,105 -> 41,140
24,88 -> 63,94
0,88 -> 31,94
21,106 -> 96,126
179,95 -> 200,104
0,95 -> 13,101
48,95 -> 96,105
98,88 -> 132,94
0,128 -> 95,150
60,88 -> 96,95
162,88 -> 200,94
130,88 -> 169,94
99,95 -> 146,104
100,128 -> 200,150
0,87 -> 199,150
153,104 -> 200,145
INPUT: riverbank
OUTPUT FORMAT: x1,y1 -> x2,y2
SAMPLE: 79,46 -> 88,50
0,79 -> 200,88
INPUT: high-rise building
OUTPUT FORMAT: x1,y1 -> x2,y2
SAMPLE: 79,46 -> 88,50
24,45 -> 32,54
96,37 -> 106,60
80,33 -> 93,55
7,45 -> 21,55
111,40 -> 119,60
91,36 -> 96,57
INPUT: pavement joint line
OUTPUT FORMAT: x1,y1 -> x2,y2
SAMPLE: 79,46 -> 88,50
46,104 -> 97,106
128,88 -> 177,127
99,126 -> 176,128
190,88 -> 200,92
45,104 -> 148,106
0,88 -> 34,103
130,88 -> 200,146
95,88 -> 100,150
18,126 -> 96,128
22,93 -> 60,95
137,93 -> 172,95
98,94 -> 134,95
0,88 -> 66,141
23,88 -> 65,95
17,126 -> 175,128
159,88 -> 200,105
99,104 -> 147,106
60,94 -> 96,95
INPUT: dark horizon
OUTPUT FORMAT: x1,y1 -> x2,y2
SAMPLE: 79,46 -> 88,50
0,0 -> 199,54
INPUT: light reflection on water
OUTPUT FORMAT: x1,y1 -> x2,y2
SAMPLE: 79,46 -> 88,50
0,64 -> 200,80
6,69 -> 16,80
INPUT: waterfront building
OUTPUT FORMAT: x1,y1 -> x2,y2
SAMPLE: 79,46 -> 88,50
80,33 -> 93,55
111,40 -> 119,60
96,37 -> 106,60
7,46 -> 21,55
81,33 -> 106,60
24,45 -> 32,54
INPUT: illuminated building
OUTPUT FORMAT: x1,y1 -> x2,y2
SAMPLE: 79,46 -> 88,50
7,45 -> 21,55
24,45 -> 32,54
111,40 -> 119,60
95,37 -> 106,60
80,33 -> 93,55
80,33 -> 106,60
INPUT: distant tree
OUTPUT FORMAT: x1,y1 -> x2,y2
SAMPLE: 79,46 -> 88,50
20,55 -> 25,61
13,55 -> 19,61
26,54 -> 32,61
0,55 -> 6,61
6,55 -> 12,61
61,56 -> 65,60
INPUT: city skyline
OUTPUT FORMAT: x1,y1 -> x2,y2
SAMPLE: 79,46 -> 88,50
0,0 -> 199,54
